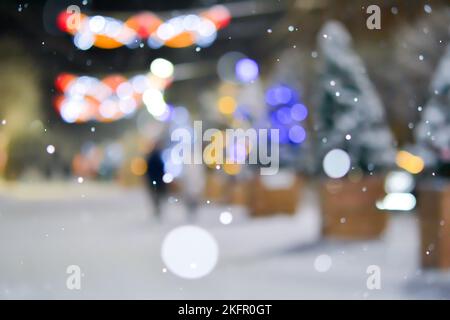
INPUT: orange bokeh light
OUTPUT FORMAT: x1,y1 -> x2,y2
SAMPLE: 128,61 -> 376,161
130,157 -> 148,176
396,151 -> 425,174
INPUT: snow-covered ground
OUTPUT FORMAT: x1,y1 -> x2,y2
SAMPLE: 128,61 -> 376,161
0,182 -> 449,299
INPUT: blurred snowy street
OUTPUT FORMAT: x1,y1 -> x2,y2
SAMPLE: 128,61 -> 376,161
1,182 -> 449,300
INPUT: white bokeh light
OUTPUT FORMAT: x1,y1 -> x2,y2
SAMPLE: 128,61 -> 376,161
88,16 -> 106,33
46,145 -> 55,154
99,100 -> 117,119
162,173 -> 174,183
74,31 -> 94,50
143,88 -> 168,117
183,14 -> 200,31
156,22 -> 176,41
314,254 -> 332,272
376,193 -> 416,211
161,225 -> 219,279
323,149 -> 351,179
219,211 -> 233,225
118,98 -> 137,114
130,75 -> 150,93
60,99 -> 82,123
116,81 -> 134,99
104,18 -> 122,38
384,171 -> 414,193
150,58 -> 174,79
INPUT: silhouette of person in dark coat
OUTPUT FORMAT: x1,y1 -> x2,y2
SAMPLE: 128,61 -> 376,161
146,146 -> 167,218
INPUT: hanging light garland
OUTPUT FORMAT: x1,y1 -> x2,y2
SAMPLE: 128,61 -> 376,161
57,5 -> 231,50
54,59 -> 174,123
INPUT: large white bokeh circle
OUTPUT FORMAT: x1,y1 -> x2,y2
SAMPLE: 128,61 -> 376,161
323,148 -> 351,179
161,225 -> 219,279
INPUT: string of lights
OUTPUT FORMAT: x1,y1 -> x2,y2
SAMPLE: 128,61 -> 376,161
54,58 -> 175,123
57,5 -> 231,50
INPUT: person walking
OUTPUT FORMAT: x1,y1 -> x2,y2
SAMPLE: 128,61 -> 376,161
145,145 -> 167,218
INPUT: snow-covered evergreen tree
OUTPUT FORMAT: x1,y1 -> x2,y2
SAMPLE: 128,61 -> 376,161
414,45 -> 450,176
315,21 -> 396,174
390,8 -> 450,134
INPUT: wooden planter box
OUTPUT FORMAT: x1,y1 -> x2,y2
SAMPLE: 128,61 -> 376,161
227,179 -> 250,206
204,172 -> 250,206
418,180 -> 450,270
204,171 -> 228,203
249,171 -> 304,217
320,176 -> 388,239
204,170 -> 304,217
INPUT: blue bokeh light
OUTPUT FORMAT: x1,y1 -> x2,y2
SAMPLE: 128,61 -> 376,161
235,58 -> 259,83
290,103 -> 308,121
288,125 -> 306,144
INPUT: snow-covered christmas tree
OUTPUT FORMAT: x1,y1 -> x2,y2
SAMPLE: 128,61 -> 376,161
315,21 -> 396,174
414,45 -> 450,176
